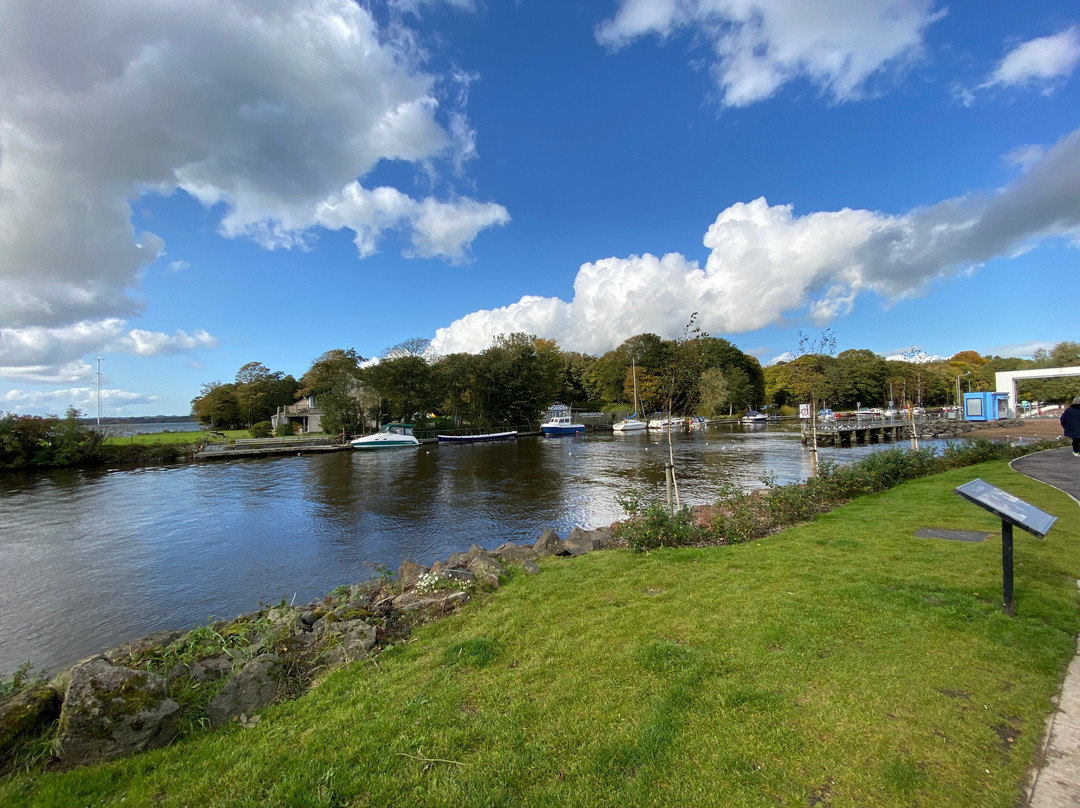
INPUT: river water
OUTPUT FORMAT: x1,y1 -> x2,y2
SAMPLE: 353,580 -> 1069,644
0,424 -> 939,675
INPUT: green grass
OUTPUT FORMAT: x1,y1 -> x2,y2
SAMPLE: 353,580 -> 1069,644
102,429 -> 248,446
2,457 -> 1077,807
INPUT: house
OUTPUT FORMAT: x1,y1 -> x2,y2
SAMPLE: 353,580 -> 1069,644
271,395 -> 323,434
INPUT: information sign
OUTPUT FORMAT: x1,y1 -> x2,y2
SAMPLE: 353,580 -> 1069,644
954,479 -> 1056,538
954,478 -> 1057,617
799,403 -> 811,419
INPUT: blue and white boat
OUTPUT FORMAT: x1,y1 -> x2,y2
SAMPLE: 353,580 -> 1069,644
540,403 -> 584,436
350,423 -> 420,450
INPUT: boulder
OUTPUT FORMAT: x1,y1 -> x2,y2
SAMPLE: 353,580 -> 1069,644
102,628 -> 185,666
467,554 -> 506,589
445,551 -> 472,569
207,654 -> 285,729
322,619 -> 378,667
393,590 -> 470,615
523,559 -> 541,576
167,653 -> 234,685
533,529 -> 567,556
495,542 -> 537,563
564,527 -> 605,556
56,657 -> 179,768
398,559 -> 429,591
0,684 -> 61,764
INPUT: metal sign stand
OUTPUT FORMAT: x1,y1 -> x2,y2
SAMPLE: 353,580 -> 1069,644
954,479 -> 1057,617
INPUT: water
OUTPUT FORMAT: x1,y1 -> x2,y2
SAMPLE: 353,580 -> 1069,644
96,421 -> 203,437
0,424 -> 942,675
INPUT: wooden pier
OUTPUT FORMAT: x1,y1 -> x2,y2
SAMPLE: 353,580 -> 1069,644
801,417 -> 915,447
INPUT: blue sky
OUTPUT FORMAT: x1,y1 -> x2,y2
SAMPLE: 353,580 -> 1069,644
1,0 -> 1078,417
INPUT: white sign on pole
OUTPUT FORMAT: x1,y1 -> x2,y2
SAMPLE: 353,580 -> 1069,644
799,403 -> 811,419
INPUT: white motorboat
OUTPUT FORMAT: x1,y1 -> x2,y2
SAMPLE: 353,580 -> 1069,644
350,423 -> 420,450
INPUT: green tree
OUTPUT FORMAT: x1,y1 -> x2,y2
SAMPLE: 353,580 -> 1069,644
191,382 -> 243,429
300,349 -> 365,436
363,355 -> 434,422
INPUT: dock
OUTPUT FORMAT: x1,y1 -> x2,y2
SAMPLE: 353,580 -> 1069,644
801,417 -> 915,447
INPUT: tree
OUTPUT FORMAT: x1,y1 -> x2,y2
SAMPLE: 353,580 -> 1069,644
697,368 -> 730,417
300,349 -> 365,436
363,355 -> 434,422
191,381 -> 242,429
233,361 -> 299,426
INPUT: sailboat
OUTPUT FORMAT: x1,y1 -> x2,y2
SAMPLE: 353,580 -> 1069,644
612,360 -> 647,432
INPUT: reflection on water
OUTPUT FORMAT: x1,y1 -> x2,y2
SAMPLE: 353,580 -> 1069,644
0,424 -> 944,673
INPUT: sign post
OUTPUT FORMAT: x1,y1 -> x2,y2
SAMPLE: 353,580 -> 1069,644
954,479 -> 1056,616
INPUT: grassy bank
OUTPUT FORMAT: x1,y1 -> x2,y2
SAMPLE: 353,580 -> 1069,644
3,457 -> 1078,807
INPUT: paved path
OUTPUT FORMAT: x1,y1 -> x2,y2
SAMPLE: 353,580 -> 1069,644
1011,447 -> 1080,806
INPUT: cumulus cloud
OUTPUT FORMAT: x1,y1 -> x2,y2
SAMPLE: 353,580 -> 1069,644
595,0 -> 943,106
0,320 -> 220,382
0,0 -> 506,378
431,126 -> 1080,355
985,26 -> 1080,91
1,387 -> 161,415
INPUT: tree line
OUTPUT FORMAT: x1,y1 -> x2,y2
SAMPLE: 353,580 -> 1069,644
189,334 -> 1078,434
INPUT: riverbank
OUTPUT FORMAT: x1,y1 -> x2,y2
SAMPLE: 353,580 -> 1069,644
2,455 -> 1077,806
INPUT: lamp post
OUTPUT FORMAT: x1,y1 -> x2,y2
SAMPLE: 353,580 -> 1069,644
956,371 -> 971,408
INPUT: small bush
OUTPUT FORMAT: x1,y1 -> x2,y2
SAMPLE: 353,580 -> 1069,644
274,420 -> 294,437
614,496 -> 703,553
249,421 -> 273,438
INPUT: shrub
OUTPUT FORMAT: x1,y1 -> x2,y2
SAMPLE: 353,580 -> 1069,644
614,495 -> 703,553
249,421 -> 273,438
274,420 -> 295,437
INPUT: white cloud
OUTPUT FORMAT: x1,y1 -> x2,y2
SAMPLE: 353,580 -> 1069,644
167,260 -> 191,272
988,340 -> 1057,359
0,0 -> 506,374
432,126 -> 1080,355
0,320 -> 219,382
1,387 -> 161,415
1005,144 -> 1045,172
595,0 -> 944,107
985,26 -> 1080,91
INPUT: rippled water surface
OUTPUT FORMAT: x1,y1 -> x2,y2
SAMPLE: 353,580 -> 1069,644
0,424 -> 936,673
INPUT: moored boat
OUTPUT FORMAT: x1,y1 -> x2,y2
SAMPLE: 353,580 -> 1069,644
350,423 -> 420,450
688,415 -> 707,429
437,431 -> 518,444
613,360 -> 647,432
647,413 -> 682,430
541,415 -> 585,436
740,410 -> 769,423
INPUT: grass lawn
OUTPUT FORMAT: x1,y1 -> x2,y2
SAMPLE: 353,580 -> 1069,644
3,457 -> 1077,807
103,429 -> 249,446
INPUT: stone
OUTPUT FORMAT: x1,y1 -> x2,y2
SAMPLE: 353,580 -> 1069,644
321,619 -> 378,667
467,554 -> 506,589
441,568 -> 476,585
393,590 -> 470,615
56,658 -> 179,768
468,544 -> 489,560
398,559 -> 429,591
0,684 -> 61,764
523,559 -> 541,575
207,654 -> 285,729
101,628 -> 186,666
445,551 -> 472,569
167,653 -> 234,685
564,527 -> 603,556
533,529 -> 567,556
495,542 -> 537,563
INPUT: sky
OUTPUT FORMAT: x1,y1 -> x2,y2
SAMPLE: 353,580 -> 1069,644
1,0 -> 1078,417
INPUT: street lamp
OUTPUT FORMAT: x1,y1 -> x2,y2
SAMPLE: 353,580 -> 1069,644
956,371 -> 971,408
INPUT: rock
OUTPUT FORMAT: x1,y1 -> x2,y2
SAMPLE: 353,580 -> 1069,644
495,542 -> 537,563
393,590 -> 470,615
56,658 -> 179,768
441,568 -> 476,585
523,559 -> 540,575
167,653 -> 234,685
300,610 -> 317,627
0,684 -> 61,764
321,619 -> 378,667
207,655 -> 285,729
468,544 -> 489,560
533,529 -> 567,556
467,554 -> 506,589
445,551 -> 472,569
398,559 -> 429,590
564,527 -> 603,556
101,628 -> 186,666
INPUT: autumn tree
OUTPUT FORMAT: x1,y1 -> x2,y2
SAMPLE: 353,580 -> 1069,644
300,349 -> 365,436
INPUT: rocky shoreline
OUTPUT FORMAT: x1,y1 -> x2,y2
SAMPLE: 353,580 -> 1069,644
0,526 -> 609,773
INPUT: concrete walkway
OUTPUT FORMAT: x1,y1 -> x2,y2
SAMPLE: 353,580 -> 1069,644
1011,447 -> 1080,806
